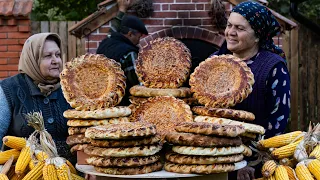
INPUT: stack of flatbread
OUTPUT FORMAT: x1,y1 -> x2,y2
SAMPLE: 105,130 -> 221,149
60,54 -> 133,154
83,121 -> 163,175
165,121 -> 246,174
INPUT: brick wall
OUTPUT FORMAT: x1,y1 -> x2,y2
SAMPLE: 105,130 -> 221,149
0,16 -> 31,79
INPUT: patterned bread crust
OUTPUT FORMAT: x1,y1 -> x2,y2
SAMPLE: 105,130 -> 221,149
129,96 -> 199,107
192,106 -> 255,121
240,132 -> 257,139
84,145 -> 162,157
164,162 -> 235,174
172,145 -> 244,156
129,85 -> 192,97
175,122 -> 245,137
95,161 -> 163,175
241,145 -> 253,157
86,155 -> 160,167
165,132 -> 242,147
189,55 -> 254,108
68,127 -> 87,135
136,37 -> 192,88
63,106 -> 131,119
70,144 -> 89,153
132,96 -> 193,139
66,134 -> 91,146
67,117 -> 131,127
60,54 -> 126,111
90,136 -> 160,147
194,116 -> 265,134
165,152 -> 244,164
85,121 -> 156,139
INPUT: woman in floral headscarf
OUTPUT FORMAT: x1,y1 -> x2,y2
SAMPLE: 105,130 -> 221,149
212,1 -> 290,179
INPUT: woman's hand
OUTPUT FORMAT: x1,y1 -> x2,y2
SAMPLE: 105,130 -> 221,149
237,166 -> 255,180
117,0 -> 131,12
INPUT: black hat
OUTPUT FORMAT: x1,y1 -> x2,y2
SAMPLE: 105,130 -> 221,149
121,15 -> 148,35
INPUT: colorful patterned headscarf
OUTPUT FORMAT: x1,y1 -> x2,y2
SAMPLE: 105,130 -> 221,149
232,1 -> 286,60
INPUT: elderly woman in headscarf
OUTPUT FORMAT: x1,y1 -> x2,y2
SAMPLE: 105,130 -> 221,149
0,33 -> 72,161
212,1 -> 290,179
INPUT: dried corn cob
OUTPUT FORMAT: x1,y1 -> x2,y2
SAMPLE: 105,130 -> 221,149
28,160 -> 35,170
35,150 -> 48,161
279,158 -> 296,168
0,174 -> 9,180
307,159 -> 320,180
283,166 -> 296,180
272,140 -> 302,159
0,149 -> 20,164
266,175 -> 276,180
258,131 -> 303,148
21,161 -> 44,180
15,143 -> 32,175
43,159 -> 58,180
275,165 -> 289,180
66,160 -> 77,174
54,157 -> 72,180
71,173 -> 85,180
2,136 -> 26,150
262,160 -> 277,178
10,173 -> 25,180
296,161 -> 314,180
310,144 -> 320,160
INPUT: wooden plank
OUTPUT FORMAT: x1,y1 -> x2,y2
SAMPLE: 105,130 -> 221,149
282,31 -> 290,72
290,28 -> 299,131
59,21 -> 68,64
80,37 -> 86,55
31,21 -> 40,35
41,21 -> 49,33
68,21 -> 77,62
50,21 -> 59,34
317,34 -> 320,122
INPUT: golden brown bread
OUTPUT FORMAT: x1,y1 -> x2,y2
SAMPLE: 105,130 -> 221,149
172,146 -> 245,156
84,145 -> 162,157
66,134 -> 91,146
63,106 -> 131,119
189,55 -> 254,108
60,53 -> 126,110
67,117 -> 131,127
70,144 -> 89,153
90,136 -> 160,147
129,96 -> 199,107
68,127 -> 87,135
164,162 -> 235,174
86,155 -> 160,167
129,85 -> 192,97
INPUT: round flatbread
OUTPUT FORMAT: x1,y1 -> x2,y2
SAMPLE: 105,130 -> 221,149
84,145 -> 162,157
164,162 -> 235,174
192,106 -> 255,121
95,161 -> 163,175
91,136 -> 161,147
67,117 -> 131,127
165,152 -> 244,164
129,96 -> 200,107
194,116 -> 265,134
70,144 -> 89,153
165,132 -> 242,147
189,55 -> 254,108
136,37 -> 191,88
132,96 -> 193,139
240,132 -> 257,139
63,106 -> 131,119
85,121 -> 157,139
66,134 -> 91,146
129,85 -> 192,97
172,145 -> 244,156
86,155 -> 160,167
60,54 -> 126,111
175,122 -> 245,137
68,127 -> 87,135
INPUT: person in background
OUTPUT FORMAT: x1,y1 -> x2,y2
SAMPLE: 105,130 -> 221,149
96,0 -> 148,106
211,1 -> 291,180
0,33 -> 73,162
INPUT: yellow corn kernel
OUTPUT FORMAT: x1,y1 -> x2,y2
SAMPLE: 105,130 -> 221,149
307,159 -> 320,180
283,166 -> 296,180
0,149 -> 20,164
54,157 -> 72,180
275,165 -> 289,180
15,145 -> 31,175
2,136 -> 26,150
0,174 -> 9,180
296,162 -> 314,180
21,161 -> 44,180
66,160 -> 77,174
310,144 -> 320,160
262,160 -> 277,178
71,173 -> 85,180
35,150 -> 49,161
272,140 -> 302,159
43,163 -> 58,180
258,131 -> 303,148
266,175 -> 276,180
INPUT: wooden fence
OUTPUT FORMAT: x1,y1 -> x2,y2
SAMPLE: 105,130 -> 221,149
31,21 -> 86,62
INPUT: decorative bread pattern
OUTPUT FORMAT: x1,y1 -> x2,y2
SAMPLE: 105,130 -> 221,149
172,145 -> 244,156
164,162 -> 235,174
189,55 -> 254,108
194,116 -> 265,134
60,54 -> 126,110
240,132 -> 257,139
132,96 -> 193,139
241,145 -> 253,157
84,145 -> 162,157
70,144 -> 89,153
90,136 -> 160,147
68,127 -> 87,135
67,117 -> 131,127
66,134 -> 91,146
136,37 -> 191,88
85,121 -> 156,139
165,152 -> 244,164
165,132 -> 242,147
192,106 -> 255,121
129,85 -> 192,97
129,96 -> 199,107
86,155 -> 160,167
175,122 -> 245,137
95,161 -> 163,175
63,106 -> 131,119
